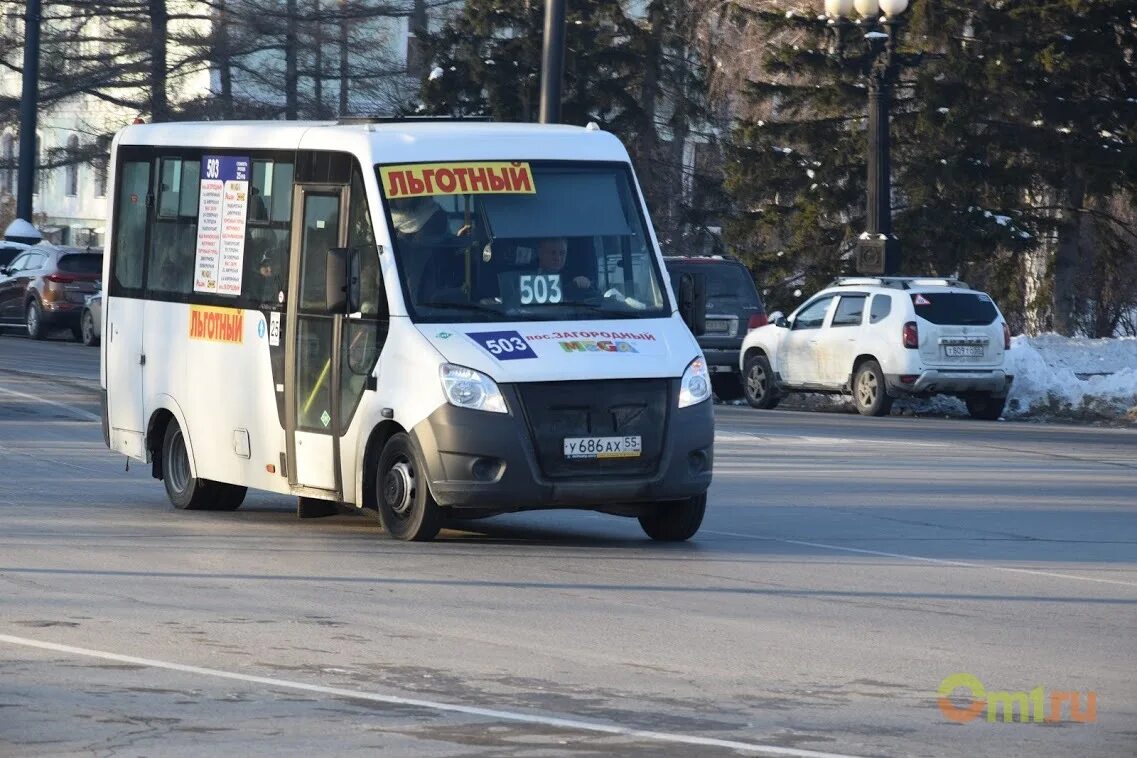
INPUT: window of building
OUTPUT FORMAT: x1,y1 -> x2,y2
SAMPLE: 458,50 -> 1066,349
66,135 -> 80,196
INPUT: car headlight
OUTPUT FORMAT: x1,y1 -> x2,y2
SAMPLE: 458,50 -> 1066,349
439,363 -> 508,414
678,356 -> 711,408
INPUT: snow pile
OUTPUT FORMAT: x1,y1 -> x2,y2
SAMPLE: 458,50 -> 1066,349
1004,335 -> 1137,421
723,334 -> 1137,422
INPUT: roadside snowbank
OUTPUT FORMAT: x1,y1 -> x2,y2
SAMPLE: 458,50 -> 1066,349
1004,335 -> 1137,421
728,334 -> 1137,422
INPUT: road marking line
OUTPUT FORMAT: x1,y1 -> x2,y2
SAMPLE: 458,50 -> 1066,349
705,530 -> 1137,589
0,385 -> 99,422
0,634 -> 865,758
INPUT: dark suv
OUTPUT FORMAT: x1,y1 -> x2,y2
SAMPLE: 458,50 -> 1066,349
0,244 -> 103,340
664,255 -> 766,401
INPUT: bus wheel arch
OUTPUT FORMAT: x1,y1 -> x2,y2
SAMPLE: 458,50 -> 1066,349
146,400 -> 195,481
360,420 -> 406,512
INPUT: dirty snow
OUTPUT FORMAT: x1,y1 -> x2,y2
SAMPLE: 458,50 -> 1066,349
722,334 -> 1137,423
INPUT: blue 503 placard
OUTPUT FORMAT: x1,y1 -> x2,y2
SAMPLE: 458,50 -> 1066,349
466,331 -> 537,360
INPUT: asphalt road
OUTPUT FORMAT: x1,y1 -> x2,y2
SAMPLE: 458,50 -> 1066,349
1,332 -> 1136,757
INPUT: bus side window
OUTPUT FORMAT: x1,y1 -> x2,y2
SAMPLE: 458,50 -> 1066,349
244,159 -> 294,306
347,167 -> 385,317
147,157 -> 199,297
112,160 -> 151,292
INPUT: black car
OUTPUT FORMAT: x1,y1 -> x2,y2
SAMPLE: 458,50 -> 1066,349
664,255 -> 766,401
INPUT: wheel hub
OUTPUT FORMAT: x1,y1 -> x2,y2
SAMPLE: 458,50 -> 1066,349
747,365 -> 766,396
384,461 -> 415,516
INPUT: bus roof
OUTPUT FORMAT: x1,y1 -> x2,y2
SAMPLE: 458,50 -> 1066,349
114,121 -> 631,164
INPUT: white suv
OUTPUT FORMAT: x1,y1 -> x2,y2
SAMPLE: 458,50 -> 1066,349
738,277 -> 1013,419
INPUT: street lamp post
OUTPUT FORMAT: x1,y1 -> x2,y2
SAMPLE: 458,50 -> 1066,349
825,0 -> 909,276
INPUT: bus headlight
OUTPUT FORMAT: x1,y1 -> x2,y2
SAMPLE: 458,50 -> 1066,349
678,357 -> 711,408
440,364 -> 508,414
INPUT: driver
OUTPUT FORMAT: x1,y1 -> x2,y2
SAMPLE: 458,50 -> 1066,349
536,237 -> 592,290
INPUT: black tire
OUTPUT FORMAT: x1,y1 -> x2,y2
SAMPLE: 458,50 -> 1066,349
161,420 -> 247,511
71,322 -> 83,342
80,310 -> 98,346
376,432 -> 442,541
711,373 -> 744,403
852,360 -> 893,417
965,393 -> 1006,421
26,299 -> 45,340
638,493 -> 707,541
742,353 -> 780,409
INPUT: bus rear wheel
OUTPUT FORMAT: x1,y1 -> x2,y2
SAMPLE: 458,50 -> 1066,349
162,421 -> 246,511
376,433 -> 442,542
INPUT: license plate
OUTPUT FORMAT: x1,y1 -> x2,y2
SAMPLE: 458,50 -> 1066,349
945,345 -> 984,357
564,436 -> 642,460
705,319 -> 731,335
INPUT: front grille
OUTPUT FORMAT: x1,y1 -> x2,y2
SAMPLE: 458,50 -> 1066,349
514,379 -> 670,479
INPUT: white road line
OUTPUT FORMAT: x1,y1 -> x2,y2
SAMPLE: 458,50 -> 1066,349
0,385 -> 99,422
0,634 -> 865,758
704,530 -> 1137,589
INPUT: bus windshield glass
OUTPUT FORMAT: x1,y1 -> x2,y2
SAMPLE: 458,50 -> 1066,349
377,161 -> 671,323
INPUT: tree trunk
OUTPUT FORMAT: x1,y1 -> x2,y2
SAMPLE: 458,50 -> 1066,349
338,0 -> 349,116
286,0 -> 298,119
217,0 -> 233,118
148,0 -> 169,121
1052,173 -> 1085,336
637,2 -> 665,221
312,0 -> 323,118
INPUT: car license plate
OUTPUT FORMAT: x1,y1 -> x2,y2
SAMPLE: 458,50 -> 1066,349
945,345 -> 984,357
705,319 -> 731,335
564,436 -> 642,460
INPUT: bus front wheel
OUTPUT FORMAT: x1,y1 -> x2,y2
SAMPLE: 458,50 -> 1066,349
376,433 -> 442,542
638,493 -> 706,541
162,421 -> 246,511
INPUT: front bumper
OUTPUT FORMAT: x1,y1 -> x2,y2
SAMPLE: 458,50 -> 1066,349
887,369 -> 1013,396
411,382 -> 714,512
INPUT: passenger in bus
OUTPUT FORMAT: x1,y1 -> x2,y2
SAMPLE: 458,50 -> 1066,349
254,249 -> 284,304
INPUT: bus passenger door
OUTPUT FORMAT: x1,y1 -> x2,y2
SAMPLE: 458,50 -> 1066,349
285,186 -> 348,495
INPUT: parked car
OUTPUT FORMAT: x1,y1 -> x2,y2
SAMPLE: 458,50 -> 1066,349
739,277 -> 1013,419
664,254 -> 767,401
80,290 -> 102,346
0,244 -> 103,340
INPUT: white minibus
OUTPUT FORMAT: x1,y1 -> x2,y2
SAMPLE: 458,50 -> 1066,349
100,120 -> 713,541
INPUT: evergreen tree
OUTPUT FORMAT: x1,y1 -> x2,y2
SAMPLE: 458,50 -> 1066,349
722,0 -> 1137,330
419,0 -> 640,126
418,0 -> 725,247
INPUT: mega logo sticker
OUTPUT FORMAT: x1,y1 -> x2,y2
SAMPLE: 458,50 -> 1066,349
189,306 -> 244,343
380,162 -> 535,198
467,330 -> 537,360
559,340 -> 638,354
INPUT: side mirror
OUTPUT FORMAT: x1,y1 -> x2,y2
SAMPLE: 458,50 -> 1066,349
769,310 -> 788,328
678,272 -> 707,337
325,247 -> 359,314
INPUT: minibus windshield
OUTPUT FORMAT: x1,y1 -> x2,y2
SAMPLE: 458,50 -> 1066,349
377,161 -> 671,323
